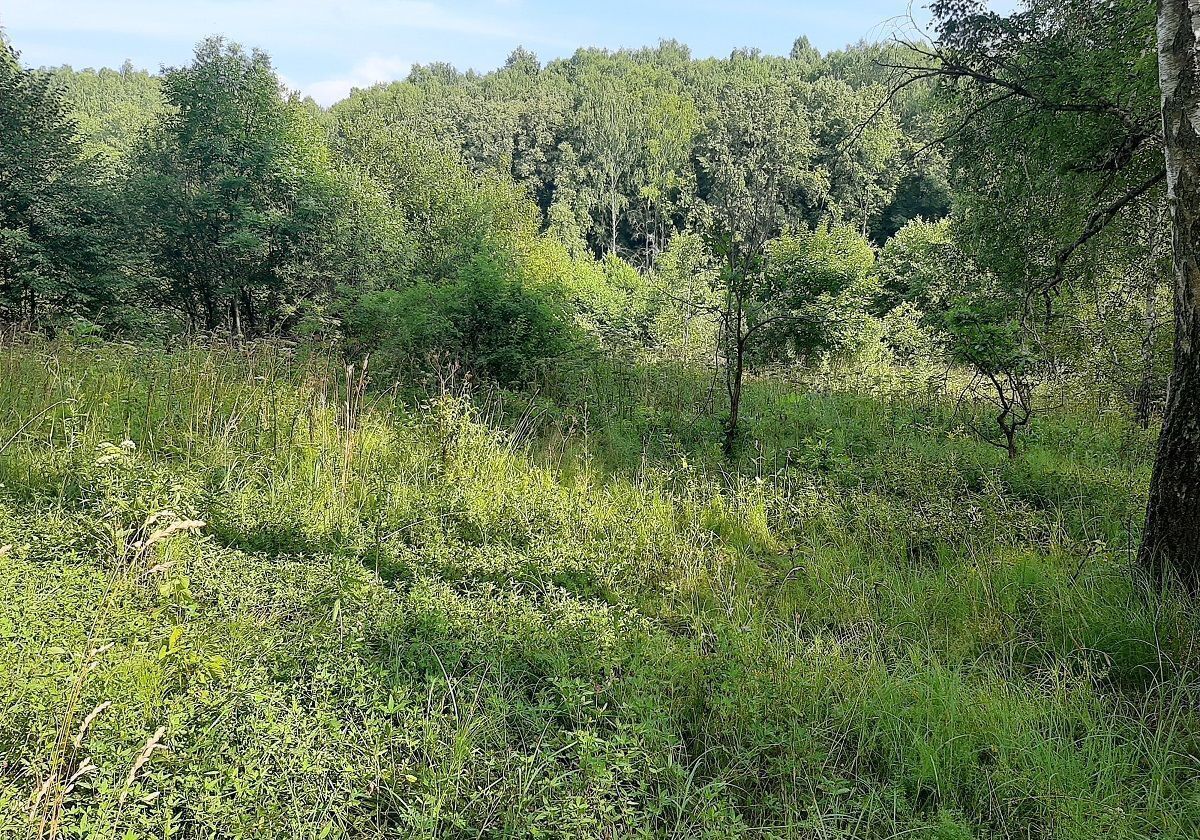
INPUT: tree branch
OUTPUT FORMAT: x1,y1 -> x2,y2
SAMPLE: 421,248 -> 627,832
879,44 -> 1150,134
1049,167 -> 1167,291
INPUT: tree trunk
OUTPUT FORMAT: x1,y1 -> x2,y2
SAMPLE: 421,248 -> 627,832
230,289 -> 242,343
203,286 -> 217,333
1003,422 -> 1018,460
724,334 -> 745,456
1139,0 -> 1200,590
242,287 -> 256,336
1134,266 -> 1160,429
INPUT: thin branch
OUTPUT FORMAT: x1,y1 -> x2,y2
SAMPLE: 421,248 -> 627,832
879,46 -> 1148,133
1049,167 -> 1167,290
906,89 -> 1019,161
840,68 -> 941,154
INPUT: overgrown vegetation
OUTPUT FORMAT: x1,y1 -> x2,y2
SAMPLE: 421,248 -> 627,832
4,0 -> 1200,835
2,338 -> 1196,839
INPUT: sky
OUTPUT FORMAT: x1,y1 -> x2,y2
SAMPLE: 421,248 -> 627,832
1,1 -> 960,106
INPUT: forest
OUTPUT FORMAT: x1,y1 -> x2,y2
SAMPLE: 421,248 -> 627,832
2,0 -> 1200,836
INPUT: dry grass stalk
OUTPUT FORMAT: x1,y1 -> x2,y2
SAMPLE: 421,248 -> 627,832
30,776 -> 52,816
73,702 -> 111,748
139,560 -> 178,579
86,642 -> 114,660
134,515 -> 205,556
63,759 -> 97,795
119,726 -> 167,803
144,519 -> 205,549
140,510 -> 177,531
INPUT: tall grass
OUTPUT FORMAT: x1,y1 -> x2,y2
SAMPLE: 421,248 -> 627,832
0,336 -> 1195,839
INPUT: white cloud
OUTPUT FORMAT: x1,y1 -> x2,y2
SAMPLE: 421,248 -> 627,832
1,0 -> 568,93
306,55 -> 412,106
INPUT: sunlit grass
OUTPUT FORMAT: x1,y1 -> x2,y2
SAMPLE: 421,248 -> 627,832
0,337 -> 1194,839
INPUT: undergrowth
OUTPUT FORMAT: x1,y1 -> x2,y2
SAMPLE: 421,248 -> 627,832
0,338 -> 1196,839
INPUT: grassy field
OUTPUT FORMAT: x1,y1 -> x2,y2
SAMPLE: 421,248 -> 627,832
1,338 -> 1197,839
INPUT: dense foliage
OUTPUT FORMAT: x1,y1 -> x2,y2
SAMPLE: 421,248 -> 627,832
0,43 -> 118,324
1,32 -> 947,382
2,2 -> 1199,835
2,19 -> 1167,432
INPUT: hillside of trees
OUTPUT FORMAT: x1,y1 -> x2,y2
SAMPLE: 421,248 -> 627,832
3,0 -> 1200,836
4,17 -> 1171,452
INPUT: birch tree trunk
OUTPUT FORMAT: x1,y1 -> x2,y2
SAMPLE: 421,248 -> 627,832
1140,0 -> 1200,589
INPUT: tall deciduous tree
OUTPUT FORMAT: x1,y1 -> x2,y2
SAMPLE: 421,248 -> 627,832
576,84 -> 641,257
1140,0 -> 1200,589
130,37 -> 343,335
634,92 -> 698,267
801,77 -> 902,237
911,0 -> 1200,585
901,0 -> 1163,307
0,39 -> 116,325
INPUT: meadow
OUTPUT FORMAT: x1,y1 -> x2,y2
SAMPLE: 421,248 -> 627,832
1,337 -> 1197,839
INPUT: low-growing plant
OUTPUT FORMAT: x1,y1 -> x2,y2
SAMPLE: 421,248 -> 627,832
0,338 -> 1192,839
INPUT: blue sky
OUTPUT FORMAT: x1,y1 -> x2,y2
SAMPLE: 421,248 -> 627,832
2,1 -> 960,106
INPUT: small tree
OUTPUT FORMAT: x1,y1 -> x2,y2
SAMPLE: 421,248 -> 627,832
940,298 -> 1037,459
874,218 -> 1038,457
693,80 -> 825,453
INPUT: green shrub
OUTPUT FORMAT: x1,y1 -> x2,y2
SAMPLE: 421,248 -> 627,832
345,252 -> 579,387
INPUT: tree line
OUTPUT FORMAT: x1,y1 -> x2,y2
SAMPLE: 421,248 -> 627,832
1,31 -> 941,431
2,0 -> 1199,588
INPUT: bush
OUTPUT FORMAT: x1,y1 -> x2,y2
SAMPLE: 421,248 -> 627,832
344,251 -> 579,387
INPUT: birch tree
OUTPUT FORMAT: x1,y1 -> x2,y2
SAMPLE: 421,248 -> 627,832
1140,0 -> 1200,589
